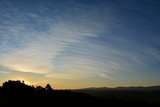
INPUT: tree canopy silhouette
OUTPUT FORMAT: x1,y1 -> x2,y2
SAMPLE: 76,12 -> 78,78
45,84 -> 53,91
0,80 -> 159,107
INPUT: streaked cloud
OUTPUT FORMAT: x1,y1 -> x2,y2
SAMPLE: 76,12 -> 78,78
0,0 -> 107,75
0,0 -> 160,87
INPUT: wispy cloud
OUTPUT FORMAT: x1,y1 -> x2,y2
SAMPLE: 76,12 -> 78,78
0,0 -> 107,75
99,73 -> 114,80
0,0 -> 160,84
46,70 -> 93,80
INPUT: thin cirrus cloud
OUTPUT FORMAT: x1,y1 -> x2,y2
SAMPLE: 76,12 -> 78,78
0,0 -> 160,83
0,0 -> 108,77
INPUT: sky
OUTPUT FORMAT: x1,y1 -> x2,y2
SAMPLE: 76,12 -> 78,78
0,0 -> 160,89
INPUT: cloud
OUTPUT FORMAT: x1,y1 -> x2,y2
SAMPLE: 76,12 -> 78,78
99,73 -> 113,79
0,1 -> 106,74
46,70 -> 93,80
0,0 -> 160,82
0,71 -> 9,74
0,65 -> 10,74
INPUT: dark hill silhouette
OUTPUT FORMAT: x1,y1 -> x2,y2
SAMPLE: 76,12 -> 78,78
0,80 -> 160,107
75,86 -> 160,106
76,85 -> 160,91
0,80 -> 105,107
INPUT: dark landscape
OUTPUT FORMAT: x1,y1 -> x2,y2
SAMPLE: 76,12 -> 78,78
0,80 -> 160,107
0,0 -> 160,107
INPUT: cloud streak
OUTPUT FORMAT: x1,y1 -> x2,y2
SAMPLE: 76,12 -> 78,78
0,0 -> 160,84
0,0 -> 107,75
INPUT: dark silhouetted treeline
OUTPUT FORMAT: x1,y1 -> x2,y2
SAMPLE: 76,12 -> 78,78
0,80 -> 160,107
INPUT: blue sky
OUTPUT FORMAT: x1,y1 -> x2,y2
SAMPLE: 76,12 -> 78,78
0,0 -> 160,89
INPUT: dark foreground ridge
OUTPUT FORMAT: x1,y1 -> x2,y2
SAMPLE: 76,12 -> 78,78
0,80 -> 160,107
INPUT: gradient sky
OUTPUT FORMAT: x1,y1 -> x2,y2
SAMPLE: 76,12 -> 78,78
0,0 -> 160,89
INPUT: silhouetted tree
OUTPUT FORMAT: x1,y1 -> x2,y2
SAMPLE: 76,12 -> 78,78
2,80 -> 26,90
0,80 -> 159,107
45,84 -> 53,91
36,86 -> 43,90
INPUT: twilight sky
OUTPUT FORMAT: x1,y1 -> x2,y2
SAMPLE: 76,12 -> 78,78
0,0 -> 160,89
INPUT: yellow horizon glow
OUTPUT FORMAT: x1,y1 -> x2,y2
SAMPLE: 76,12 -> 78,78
9,77 -> 32,85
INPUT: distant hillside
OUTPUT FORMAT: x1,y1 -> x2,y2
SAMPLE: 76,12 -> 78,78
0,80 -> 160,107
76,85 -> 160,91
74,85 -> 160,104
